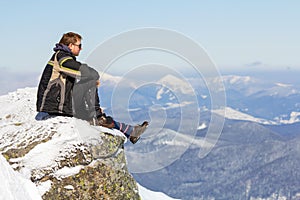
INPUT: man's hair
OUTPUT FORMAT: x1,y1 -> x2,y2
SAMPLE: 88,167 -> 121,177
59,32 -> 82,46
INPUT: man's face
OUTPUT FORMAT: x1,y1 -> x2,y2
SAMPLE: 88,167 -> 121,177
69,39 -> 82,56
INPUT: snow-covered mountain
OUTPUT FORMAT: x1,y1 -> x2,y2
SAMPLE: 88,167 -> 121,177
99,73 -> 300,124
218,75 -> 300,121
212,107 -> 300,125
0,88 -> 178,200
217,75 -> 300,97
158,74 -> 195,95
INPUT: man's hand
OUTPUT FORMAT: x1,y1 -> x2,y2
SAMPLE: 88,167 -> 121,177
96,80 -> 100,87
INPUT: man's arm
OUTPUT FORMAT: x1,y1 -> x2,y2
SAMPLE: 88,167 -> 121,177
57,52 -> 81,78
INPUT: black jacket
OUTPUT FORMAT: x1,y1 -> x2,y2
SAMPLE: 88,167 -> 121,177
36,44 -> 81,116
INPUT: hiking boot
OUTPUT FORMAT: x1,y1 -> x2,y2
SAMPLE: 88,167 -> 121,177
129,121 -> 149,144
96,116 -> 115,128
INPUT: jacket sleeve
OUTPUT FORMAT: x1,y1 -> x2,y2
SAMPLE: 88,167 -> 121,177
57,53 -> 81,78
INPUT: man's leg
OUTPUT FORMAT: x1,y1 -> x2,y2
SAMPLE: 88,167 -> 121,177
113,121 -> 134,138
96,114 -> 149,144
73,81 -> 102,121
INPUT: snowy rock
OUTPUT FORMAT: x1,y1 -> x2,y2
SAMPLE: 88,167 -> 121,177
0,88 -> 140,199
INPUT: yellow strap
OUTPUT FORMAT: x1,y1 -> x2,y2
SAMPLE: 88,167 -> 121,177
49,51 -> 81,76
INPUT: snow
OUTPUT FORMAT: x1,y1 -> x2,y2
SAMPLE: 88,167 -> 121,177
99,71 -> 122,84
212,106 -> 300,125
158,74 -> 194,95
138,183 -> 180,200
200,94 -> 207,99
0,155 -> 42,200
0,153 -> 179,200
165,101 -> 193,109
146,127 -> 214,149
156,87 -> 164,100
278,111 -> 300,124
0,87 -> 178,200
197,123 -> 207,130
275,82 -> 292,87
212,107 -> 277,125
53,165 -> 84,179
64,185 -> 75,190
128,107 -> 142,112
221,75 -> 253,84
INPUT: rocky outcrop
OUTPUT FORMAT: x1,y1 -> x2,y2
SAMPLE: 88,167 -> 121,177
0,88 -> 140,200
40,133 -> 140,200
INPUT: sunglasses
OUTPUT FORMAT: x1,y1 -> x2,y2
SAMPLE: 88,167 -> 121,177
73,43 -> 82,49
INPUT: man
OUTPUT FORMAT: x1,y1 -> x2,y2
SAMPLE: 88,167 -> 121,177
36,32 -> 148,143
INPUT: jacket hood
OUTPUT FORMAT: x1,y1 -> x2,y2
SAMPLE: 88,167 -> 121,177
53,43 -> 72,54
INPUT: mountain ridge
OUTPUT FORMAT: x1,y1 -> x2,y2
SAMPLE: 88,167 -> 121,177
132,118 -> 300,199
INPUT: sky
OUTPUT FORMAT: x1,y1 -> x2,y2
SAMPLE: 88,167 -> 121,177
0,1 -> 299,94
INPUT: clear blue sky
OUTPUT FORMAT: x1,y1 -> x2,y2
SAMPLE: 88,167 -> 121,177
0,0 -> 299,73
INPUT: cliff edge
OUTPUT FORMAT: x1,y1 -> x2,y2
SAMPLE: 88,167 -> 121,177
0,88 -> 140,200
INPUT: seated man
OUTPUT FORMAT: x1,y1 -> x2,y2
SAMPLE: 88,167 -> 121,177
35,32 -> 148,144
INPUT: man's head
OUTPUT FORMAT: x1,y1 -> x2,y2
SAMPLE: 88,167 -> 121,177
59,32 -> 82,56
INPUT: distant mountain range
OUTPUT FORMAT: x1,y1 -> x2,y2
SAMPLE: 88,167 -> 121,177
99,72 -> 300,124
98,72 -> 300,199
